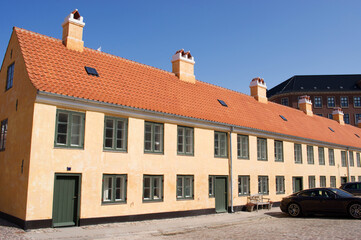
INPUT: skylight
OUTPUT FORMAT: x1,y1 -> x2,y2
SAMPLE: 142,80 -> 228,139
355,134 -> 360,138
328,127 -> 335,132
85,66 -> 99,77
218,99 -> 228,107
279,115 -> 287,121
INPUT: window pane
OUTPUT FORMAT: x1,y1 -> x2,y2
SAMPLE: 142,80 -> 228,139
185,177 -> 191,197
154,125 -> 161,151
177,177 -> 183,198
185,128 -> 193,154
103,176 -> 113,201
177,128 -> 184,153
143,177 -> 151,199
144,124 -> 152,151
153,177 -> 161,199
70,115 -> 81,146
209,176 -> 214,196
115,177 -> 124,201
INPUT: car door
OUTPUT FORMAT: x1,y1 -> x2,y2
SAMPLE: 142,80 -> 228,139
298,190 -> 323,212
317,190 -> 344,213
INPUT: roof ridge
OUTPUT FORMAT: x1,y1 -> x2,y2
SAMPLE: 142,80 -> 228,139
14,27 -> 176,77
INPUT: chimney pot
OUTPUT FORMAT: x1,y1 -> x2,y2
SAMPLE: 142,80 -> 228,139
62,9 -> 85,52
332,107 -> 345,125
298,95 -> 313,116
249,77 -> 267,103
171,49 -> 196,83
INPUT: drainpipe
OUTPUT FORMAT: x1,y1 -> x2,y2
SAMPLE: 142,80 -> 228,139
229,126 -> 234,213
346,148 -> 350,182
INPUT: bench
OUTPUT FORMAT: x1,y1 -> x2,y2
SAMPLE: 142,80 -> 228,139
247,194 -> 272,211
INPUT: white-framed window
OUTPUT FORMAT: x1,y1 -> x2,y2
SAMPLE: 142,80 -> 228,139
340,97 -> 348,108
307,145 -> 314,164
257,138 -> 267,161
237,135 -> 249,159
274,140 -> 283,162
314,97 -> 322,108
238,175 -> 250,196
276,176 -> 285,194
258,176 -> 269,195
176,175 -> 194,200
327,97 -> 335,108
354,97 -> 361,107
351,176 -> 356,182
102,174 -> 127,203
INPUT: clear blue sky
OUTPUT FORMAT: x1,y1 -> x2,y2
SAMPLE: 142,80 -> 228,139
1,0 -> 361,94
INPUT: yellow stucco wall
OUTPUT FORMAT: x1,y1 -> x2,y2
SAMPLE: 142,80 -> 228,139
0,32 -> 37,219
25,100 -> 361,221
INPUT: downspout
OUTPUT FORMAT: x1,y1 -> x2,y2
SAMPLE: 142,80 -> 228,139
229,126 -> 234,213
346,148 -> 350,182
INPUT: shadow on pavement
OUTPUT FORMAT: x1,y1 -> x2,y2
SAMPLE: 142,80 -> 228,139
0,217 -> 23,229
265,212 -> 353,220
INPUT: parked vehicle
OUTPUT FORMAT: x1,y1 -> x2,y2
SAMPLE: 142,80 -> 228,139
280,188 -> 361,219
340,182 -> 361,196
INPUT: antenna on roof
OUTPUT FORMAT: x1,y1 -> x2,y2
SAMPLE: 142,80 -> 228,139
97,46 -> 102,52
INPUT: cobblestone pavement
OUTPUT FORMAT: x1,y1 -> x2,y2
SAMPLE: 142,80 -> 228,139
1,208 -> 360,240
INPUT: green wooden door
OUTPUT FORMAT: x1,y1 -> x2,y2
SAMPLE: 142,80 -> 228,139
215,177 -> 228,213
293,177 -> 303,193
53,174 -> 80,227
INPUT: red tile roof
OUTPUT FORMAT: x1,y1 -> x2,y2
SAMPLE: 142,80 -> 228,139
14,27 -> 361,149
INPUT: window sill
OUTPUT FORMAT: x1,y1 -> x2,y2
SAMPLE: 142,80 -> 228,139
238,157 -> 249,160
101,201 -> 127,205
257,159 -> 268,161
54,145 -> 84,150
176,198 -> 194,201
177,153 -> 194,157
215,156 -> 228,159
144,151 -> 164,155
238,194 -> 250,197
275,160 -> 284,163
103,149 -> 127,153
294,162 -> 303,164
143,199 -> 164,203
276,192 -> 285,195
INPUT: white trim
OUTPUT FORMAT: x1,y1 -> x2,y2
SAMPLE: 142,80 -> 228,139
62,13 -> 85,27
35,91 -> 361,151
249,80 -> 267,88
171,52 -> 195,64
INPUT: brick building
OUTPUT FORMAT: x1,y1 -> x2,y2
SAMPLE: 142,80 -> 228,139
267,75 -> 361,126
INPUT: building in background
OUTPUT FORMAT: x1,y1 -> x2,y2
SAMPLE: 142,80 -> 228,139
1,10 -> 361,230
267,75 -> 361,126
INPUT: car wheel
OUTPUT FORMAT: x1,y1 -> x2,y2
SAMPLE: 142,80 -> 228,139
288,203 -> 302,217
349,203 -> 361,219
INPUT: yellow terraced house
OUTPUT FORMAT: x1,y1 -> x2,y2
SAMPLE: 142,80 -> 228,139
1,10 -> 361,229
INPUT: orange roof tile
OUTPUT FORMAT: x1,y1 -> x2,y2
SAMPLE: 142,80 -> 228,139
13,27 -> 361,149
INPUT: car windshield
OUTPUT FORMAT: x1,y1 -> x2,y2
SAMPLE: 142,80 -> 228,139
329,188 -> 354,197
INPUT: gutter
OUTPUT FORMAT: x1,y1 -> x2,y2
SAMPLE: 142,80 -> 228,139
229,126 -> 234,213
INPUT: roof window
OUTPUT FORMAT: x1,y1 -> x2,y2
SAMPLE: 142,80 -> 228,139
85,66 -> 99,77
279,115 -> 288,121
218,99 -> 228,107
355,134 -> 360,138
328,127 -> 335,132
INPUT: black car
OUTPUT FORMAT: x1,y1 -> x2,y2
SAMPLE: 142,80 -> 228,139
340,182 -> 361,196
280,188 -> 361,219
